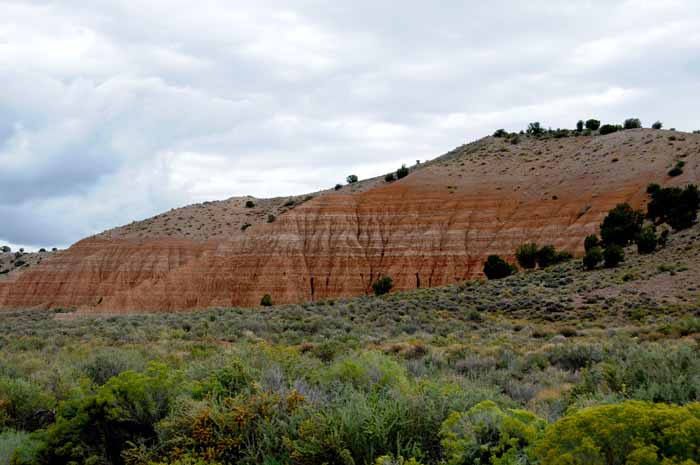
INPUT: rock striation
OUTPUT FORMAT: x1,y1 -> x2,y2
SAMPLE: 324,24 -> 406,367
1,129 -> 698,312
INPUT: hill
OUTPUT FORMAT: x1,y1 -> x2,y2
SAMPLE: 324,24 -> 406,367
0,128 -> 698,312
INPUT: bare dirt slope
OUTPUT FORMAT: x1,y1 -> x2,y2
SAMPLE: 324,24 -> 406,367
1,128 -> 698,312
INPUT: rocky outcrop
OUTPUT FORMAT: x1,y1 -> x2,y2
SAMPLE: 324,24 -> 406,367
1,129 -> 698,312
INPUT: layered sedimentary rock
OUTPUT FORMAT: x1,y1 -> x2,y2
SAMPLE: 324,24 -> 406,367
1,129 -> 698,312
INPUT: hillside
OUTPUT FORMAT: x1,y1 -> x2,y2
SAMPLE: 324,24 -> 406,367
0,128 -> 698,312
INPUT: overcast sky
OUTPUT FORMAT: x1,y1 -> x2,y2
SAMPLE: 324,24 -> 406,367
2,0 -> 700,250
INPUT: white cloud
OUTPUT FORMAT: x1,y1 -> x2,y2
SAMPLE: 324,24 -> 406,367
1,0 -> 699,248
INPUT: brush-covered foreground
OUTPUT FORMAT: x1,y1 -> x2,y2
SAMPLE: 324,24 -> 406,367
2,224 -> 700,464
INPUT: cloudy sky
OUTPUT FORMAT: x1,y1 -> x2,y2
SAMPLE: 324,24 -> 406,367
2,0 -> 699,250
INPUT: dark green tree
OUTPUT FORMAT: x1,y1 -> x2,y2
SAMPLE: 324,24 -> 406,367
603,244 -> 625,268
583,246 -> 603,270
515,243 -> 538,269
372,276 -> 393,296
483,255 -> 517,280
585,119 -> 601,131
600,203 -> 644,246
396,165 -> 409,179
584,234 -> 600,252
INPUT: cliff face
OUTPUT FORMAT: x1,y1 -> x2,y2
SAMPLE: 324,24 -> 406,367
2,129 -> 698,312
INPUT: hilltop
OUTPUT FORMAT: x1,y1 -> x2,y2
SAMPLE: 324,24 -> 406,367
0,127 -> 698,312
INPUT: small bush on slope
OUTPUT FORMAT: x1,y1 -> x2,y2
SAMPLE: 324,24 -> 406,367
600,203 -> 644,246
483,255 -> 517,279
515,243 -> 538,269
373,276 -> 394,296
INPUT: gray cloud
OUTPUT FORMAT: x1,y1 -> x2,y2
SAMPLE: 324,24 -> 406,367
1,0 -> 699,249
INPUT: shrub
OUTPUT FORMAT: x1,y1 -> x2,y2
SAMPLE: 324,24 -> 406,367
82,348 -> 144,386
646,183 -> 661,195
668,160 -> 685,177
576,120 -> 584,132
651,121 -> 663,130
599,124 -> 621,135
0,377 -> 54,431
535,245 -> 557,269
483,255 -> 516,280
554,251 -> 573,264
635,224 -> 658,254
535,401 -> 700,465
35,363 -> 181,465
623,118 -> 642,129
603,244 -> 624,268
347,175 -> 359,184
334,184 -> 343,190
0,430 -> 40,465
509,134 -> 520,145
583,247 -> 603,270
267,214 -> 276,223
583,234 -> 600,253
245,200 -> 255,208
585,119 -> 601,131
0,246 -> 10,253
647,184 -> 700,230
600,203 -> 643,246
440,400 -> 545,465
385,173 -> 396,182
396,165 -> 409,180
527,122 -> 544,136
493,129 -> 508,137
260,294 -> 273,307
375,455 -> 424,465
372,276 -> 394,296
515,243 -> 538,269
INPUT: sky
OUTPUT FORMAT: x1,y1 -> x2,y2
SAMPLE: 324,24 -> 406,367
1,0 -> 700,250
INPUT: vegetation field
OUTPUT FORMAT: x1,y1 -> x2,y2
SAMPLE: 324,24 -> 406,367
2,221 -> 700,464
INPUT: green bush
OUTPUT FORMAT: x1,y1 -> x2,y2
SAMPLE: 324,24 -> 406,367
335,184 -> 343,190
635,224 -> 658,254
651,121 -> 663,130
0,430 -> 40,465
82,348 -> 145,386
583,234 -> 600,253
347,175 -> 359,184
535,401 -> 700,465
372,276 -> 394,296
34,363 -> 182,465
623,118 -> 642,129
535,245 -> 557,269
647,184 -> 700,230
600,203 -> 643,246
245,200 -> 255,208
527,122 -> 544,136
396,165 -> 409,180
0,377 -> 54,431
585,119 -> 600,131
603,244 -> 624,268
576,120 -> 584,132
260,294 -> 273,307
483,255 -> 517,280
515,243 -> 538,269
599,124 -> 621,135
385,173 -> 396,182
582,246 -> 603,270
440,400 -> 545,465
493,129 -> 508,138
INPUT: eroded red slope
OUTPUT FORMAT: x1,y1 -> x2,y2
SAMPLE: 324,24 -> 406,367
1,129 -> 698,312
